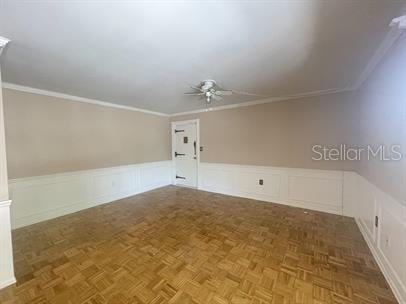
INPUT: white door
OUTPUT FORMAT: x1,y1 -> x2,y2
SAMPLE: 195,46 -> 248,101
172,120 -> 199,188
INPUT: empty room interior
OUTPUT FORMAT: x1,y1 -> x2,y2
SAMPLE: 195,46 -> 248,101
1,1 -> 406,303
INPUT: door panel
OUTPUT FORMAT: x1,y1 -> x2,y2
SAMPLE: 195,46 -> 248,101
173,122 -> 198,187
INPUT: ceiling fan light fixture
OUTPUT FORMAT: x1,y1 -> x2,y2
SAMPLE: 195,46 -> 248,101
205,91 -> 213,104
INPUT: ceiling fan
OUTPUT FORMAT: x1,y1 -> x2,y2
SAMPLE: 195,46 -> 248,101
184,80 -> 267,105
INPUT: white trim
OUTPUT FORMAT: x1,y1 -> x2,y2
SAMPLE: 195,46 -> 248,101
171,123 -> 176,185
0,37 -> 10,49
171,119 -> 200,188
390,15 -> 406,30
2,82 -> 169,117
0,199 -> 11,207
0,200 -> 15,290
352,15 -> 406,90
169,88 -> 352,116
0,277 -> 16,290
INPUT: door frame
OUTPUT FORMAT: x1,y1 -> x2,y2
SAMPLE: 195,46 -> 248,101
171,119 -> 200,188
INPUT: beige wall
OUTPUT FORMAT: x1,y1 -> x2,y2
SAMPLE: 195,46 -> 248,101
4,86 -> 363,180
172,91 -> 360,171
3,89 -> 171,179
357,34 -> 406,202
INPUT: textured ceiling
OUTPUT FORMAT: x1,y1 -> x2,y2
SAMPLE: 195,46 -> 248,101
0,1 -> 404,114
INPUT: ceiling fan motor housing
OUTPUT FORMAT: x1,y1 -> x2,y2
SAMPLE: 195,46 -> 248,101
201,80 -> 216,91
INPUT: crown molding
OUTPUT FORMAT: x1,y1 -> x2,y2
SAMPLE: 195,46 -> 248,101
0,37 -> 10,49
0,37 -> 10,57
390,15 -> 406,30
3,82 -> 354,118
169,87 -> 353,117
0,200 -> 12,207
2,83 -> 169,117
352,14 -> 406,91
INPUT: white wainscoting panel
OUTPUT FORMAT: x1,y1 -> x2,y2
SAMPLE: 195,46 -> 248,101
9,161 -> 171,229
0,200 -> 16,289
199,163 -> 344,215
346,173 -> 406,304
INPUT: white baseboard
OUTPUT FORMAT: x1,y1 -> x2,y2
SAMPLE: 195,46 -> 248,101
0,277 -> 16,290
352,174 -> 406,304
199,162 -> 344,215
9,161 -> 171,229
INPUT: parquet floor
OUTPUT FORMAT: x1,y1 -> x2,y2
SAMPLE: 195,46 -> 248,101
0,186 -> 397,304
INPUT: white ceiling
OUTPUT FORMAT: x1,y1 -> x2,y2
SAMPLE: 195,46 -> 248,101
0,1 -> 403,114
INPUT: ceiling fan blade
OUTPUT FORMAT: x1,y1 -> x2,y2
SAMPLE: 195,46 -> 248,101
212,94 -> 222,101
230,90 -> 268,97
184,92 -> 204,96
190,85 -> 204,92
215,90 -> 233,96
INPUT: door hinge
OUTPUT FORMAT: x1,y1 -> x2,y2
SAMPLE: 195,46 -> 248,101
174,151 -> 186,157
193,140 -> 197,156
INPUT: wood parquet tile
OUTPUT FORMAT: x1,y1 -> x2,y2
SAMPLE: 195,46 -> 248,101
0,186 -> 397,304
